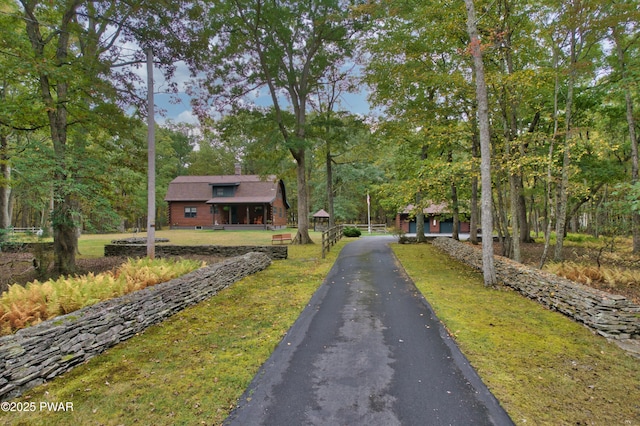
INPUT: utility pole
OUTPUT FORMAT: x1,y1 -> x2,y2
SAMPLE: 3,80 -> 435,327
367,191 -> 371,234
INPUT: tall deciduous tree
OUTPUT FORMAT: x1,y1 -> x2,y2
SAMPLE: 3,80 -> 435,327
605,0 -> 640,252
465,0 -> 496,286
185,0 -> 361,244
7,0 -> 181,273
550,0 -> 604,261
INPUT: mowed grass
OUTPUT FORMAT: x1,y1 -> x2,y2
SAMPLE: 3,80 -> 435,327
76,229 -> 308,258
6,231 -> 346,426
392,243 -> 640,425
4,232 -> 640,425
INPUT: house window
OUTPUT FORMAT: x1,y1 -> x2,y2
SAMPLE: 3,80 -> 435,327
184,207 -> 197,218
212,185 -> 236,197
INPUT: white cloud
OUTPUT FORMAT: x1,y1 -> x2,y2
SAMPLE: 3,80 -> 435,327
175,109 -> 198,124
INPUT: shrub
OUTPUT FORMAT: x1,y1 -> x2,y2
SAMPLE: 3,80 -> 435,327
389,226 -> 408,243
343,227 -> 362,238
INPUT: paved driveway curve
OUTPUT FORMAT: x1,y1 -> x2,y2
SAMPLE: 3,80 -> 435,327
225,236 -> 514,425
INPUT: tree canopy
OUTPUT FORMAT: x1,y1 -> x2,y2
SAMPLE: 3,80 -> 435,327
0,0 -> 638,276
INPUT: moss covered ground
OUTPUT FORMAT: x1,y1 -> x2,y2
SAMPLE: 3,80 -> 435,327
3,234 -> 639,425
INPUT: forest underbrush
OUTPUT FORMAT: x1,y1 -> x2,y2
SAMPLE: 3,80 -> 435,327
493,236 -> 640,304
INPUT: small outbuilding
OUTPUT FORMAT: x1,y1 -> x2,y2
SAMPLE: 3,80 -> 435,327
396,203 -> 470,234
312,209 -> 330,231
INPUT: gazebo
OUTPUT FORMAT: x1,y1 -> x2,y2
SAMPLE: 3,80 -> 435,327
312,209 -> 330,231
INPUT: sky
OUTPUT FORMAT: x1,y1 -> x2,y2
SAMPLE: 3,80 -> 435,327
146,61 -> 373,125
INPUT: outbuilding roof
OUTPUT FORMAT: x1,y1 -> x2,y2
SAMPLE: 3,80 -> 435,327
401,203 -> 449,215
313,209 -> 330,218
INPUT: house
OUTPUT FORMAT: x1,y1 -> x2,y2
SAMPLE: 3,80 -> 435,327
165,169 -> 290,230
396,203 -> 470,234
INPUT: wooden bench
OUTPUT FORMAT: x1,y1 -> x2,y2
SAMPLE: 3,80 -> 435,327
272,233 -> 292,244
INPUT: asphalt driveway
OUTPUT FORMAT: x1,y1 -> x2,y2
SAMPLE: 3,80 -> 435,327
225,236 -> 513,425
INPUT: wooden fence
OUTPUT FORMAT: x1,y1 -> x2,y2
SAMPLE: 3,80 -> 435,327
321,223 -> 388,258
3,227 -> 41,234
342,223 -> 388,233
321,224 -> 344,259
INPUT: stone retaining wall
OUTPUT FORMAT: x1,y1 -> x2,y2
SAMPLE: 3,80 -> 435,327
430,238 -> 640,340
1,242 -> 54,253
104,244 -> 287,260
0,252 -> 272,401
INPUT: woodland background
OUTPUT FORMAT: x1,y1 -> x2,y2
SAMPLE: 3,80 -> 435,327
0,0 -> 638,274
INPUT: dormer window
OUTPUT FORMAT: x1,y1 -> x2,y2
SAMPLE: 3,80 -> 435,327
211,183 -> 238,197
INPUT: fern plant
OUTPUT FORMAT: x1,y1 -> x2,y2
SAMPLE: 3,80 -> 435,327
0,258 -> 202,335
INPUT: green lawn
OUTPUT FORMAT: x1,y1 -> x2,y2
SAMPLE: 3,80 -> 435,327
77,228 -> 323,258
5,231 -> 346,426
392,243 -> 640,425
4,234 -> 639,425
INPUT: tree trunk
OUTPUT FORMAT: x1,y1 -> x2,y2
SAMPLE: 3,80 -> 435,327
521,111 -> 540,244
509,174 -> 520,262
415,209 -> 426,242
416,145 -> 428,242
292,148 -> 312,244
495,177 -> 510,256
0,134 -> 11,230
613,28 -> 639,253
465,0 -> 496,286
415,190 -> 426,242
451,181 -> 460,241
501,0 -> 520,261
540,46 -> 561,269
554,28 -> 577,262
53,196 -> 78,275
23,1 -> 82,274
519,184 -> 532,243
0,81 -> 12,232
469,130 -> 480,245
326,149 -> 335,228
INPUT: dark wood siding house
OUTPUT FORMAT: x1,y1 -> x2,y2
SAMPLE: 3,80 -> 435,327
396,203 -> 470,234
165,173 -> 289,230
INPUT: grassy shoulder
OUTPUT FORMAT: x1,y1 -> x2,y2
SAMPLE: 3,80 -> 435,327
5,239 -> 348,426
392,243 -> 640,425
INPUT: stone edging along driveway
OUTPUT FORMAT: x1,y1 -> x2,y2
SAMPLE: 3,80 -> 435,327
0,252 -> 272,401
430,238 -> 640,343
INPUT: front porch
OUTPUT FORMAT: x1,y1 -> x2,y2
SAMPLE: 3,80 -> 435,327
211,203 -> 270,227
212,224 -> 271,230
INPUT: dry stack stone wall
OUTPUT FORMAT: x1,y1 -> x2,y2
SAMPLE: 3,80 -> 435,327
0,252 -> 271,401
430,238 -> 640,340
1,242 -> 54,253
105,244 -> 287,260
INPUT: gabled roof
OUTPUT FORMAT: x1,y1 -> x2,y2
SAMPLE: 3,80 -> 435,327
313,209 -> 330,218
164,175 -> 283,205
402,202 -> 449,215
